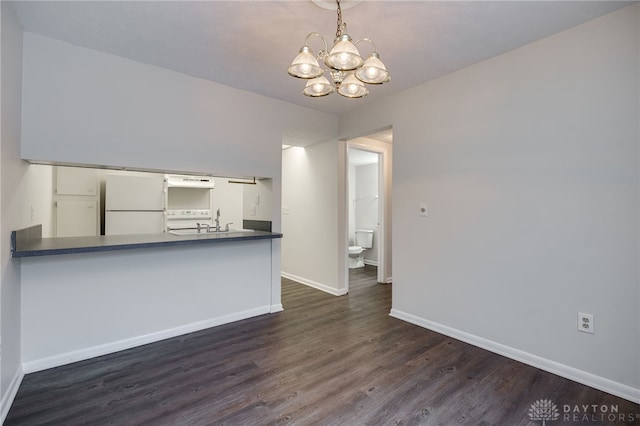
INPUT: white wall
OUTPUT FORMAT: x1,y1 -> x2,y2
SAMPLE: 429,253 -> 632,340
21,241 -> 272,370
342,5 -> 640,402
348,164 -> 356,245
282,142 -> 343,295
243,179 -> 273,223
21,33 -> 337,179
212,179 -> 244,231
19,165 -> 53,237
0,2 -> 25,420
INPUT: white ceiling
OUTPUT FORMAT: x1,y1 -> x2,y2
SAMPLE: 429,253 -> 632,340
11,1 -> 633,117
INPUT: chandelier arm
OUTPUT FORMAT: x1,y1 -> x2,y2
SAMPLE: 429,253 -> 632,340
355,37 -> 377,55
304,32 -> 329,57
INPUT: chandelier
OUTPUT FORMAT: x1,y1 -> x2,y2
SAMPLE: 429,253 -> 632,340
287,0 -> 390,98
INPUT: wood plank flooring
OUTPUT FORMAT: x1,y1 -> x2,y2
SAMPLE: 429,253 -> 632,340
6,266 -> 639,425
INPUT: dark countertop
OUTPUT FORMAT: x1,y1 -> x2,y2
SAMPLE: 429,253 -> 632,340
11,225 -> 282,258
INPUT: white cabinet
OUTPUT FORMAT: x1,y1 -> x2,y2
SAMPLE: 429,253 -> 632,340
56,167 -> 97,196
56,200 -> 98,237
54,167 -> 100,237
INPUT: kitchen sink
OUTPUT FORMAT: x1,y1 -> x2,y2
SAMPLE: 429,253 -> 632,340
169,228 -> 255,236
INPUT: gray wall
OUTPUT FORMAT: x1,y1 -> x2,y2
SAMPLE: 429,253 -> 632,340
0,2 -> 25,419
342,4 -> 640,400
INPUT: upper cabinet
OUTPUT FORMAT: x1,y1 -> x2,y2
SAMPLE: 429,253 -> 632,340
54,167 -> 100,237
55,166 -> 97,196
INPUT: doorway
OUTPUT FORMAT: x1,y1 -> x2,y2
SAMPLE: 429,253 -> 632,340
348,148 -> 380,269
343,129 -> 392,292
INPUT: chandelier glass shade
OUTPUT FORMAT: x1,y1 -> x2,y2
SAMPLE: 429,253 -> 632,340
355,51 -> 390,84
288,0 -> 390,98
338,73 -> 368,98
303,76 -> 334,97
324,34 -> 364,71
288,46 -> 324,79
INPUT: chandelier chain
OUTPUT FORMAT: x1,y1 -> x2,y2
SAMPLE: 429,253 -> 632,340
336,0 -> 343,38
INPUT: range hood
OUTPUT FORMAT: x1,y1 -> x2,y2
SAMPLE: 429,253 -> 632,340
166,174 -> 215,189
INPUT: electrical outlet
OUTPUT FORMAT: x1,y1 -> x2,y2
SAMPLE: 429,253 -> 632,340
578,312 -> 594,334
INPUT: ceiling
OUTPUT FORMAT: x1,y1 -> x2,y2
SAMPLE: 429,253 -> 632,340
11,1 -> 633,117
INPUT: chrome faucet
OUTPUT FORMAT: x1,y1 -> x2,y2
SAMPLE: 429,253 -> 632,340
196,222 -> 210,233
214,208 -> 221,231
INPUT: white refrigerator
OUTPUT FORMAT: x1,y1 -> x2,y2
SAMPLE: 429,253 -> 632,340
105,174 -> 167,235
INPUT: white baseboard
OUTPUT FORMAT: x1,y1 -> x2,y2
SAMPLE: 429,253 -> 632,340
281,272 -> 347,296
383,276 -> 392,284
389,309 -> 640,404
22,306 -> 272,374
1,365 -> 24,424
364,259 -> 379,267
270,304 -> 284,313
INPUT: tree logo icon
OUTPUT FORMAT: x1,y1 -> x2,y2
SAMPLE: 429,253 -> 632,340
528,399 -> 560,425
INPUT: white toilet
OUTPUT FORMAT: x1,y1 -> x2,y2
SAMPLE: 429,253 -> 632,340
349,229 -> 374,269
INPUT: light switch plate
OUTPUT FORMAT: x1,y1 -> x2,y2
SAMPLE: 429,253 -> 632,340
419,202 -> 428,217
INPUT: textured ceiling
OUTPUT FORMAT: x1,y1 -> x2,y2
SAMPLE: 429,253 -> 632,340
11,1 -> 633,116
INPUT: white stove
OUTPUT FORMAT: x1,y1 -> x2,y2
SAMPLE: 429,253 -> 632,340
166,209 -> 213,230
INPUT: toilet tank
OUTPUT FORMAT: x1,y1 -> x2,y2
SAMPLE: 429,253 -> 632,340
355,229 -> 374,249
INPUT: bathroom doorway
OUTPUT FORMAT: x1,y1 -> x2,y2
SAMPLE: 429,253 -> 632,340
343,129 -> 392,291
348,148 -> 380,269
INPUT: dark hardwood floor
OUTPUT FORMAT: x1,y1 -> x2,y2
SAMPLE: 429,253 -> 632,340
6,266 -> 639,425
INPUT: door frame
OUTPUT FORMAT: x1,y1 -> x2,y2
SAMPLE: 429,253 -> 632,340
343,139 -> 390,290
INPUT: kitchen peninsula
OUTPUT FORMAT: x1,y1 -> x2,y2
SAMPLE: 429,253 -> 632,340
12,224 -> 282,257
16,223 -> 283,374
